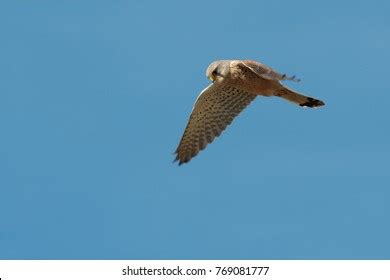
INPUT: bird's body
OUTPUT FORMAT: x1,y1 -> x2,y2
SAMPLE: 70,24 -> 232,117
229,61 -> 275,95
174,59 -> 325,165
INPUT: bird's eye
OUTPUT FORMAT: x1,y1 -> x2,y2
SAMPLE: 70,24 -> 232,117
212,69 -> 218,75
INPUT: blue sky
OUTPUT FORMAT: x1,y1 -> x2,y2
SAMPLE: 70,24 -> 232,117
0,1 -> 389,259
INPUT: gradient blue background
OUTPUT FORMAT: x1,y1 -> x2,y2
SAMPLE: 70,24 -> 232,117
1,1 -> 389,259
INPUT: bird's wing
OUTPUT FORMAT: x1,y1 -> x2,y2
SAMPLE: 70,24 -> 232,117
174,83 -> 256,165
240,60 -> 300,82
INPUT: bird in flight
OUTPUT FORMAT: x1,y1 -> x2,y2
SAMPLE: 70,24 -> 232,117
174,60 -> 325,165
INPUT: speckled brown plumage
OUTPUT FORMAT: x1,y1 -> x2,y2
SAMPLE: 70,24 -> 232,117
174,84 -> 256,165
174,60 -> 325,165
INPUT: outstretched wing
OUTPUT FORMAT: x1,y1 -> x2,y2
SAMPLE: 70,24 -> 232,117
241,60 -> 300,82
174,83 -> 256,165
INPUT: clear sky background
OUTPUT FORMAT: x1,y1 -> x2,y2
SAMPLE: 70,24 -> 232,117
0,1 -> 389,259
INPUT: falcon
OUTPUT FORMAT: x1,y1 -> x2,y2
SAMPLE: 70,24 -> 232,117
174,60 -> 325,165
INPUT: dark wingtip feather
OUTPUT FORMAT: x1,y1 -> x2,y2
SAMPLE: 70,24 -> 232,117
172,153 -> 180,164
173,152 -> 188,166
283,74 -> 301,82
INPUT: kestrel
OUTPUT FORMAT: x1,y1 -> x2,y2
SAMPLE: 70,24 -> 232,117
174,60 -> 325,165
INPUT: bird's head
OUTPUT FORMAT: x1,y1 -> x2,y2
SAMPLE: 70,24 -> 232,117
206,60 -> 230,82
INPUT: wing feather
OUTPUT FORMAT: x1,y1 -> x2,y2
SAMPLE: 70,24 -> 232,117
174,83 -> 256,165
241,60 -> 300,82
